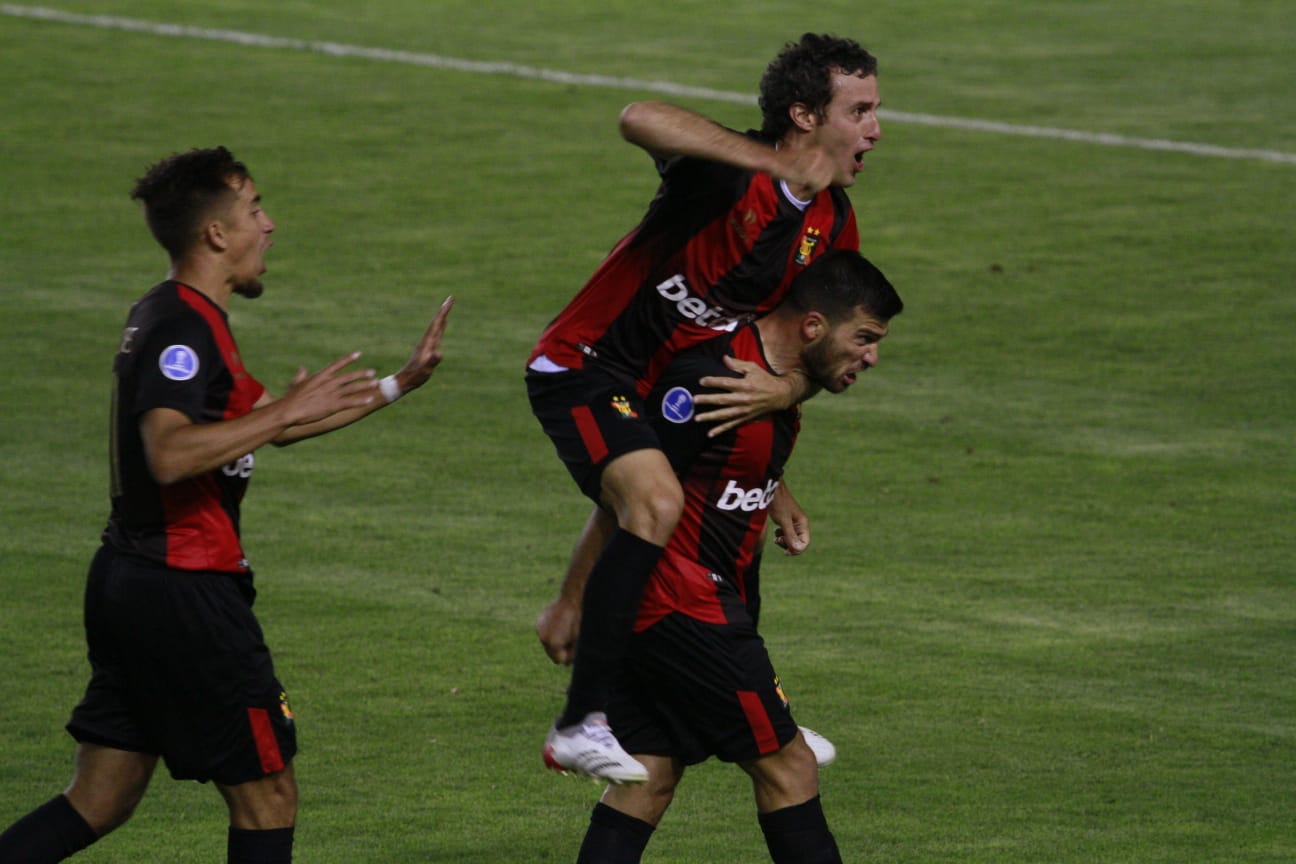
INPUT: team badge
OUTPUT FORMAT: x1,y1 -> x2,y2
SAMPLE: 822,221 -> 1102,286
794,227 -> 822,265
661,386 -> 695,424
729,208 -> 758,243
159,345 -> 199,381
774,676 -> 790,710
610,395 -> 638,419
279,691 -> 295,723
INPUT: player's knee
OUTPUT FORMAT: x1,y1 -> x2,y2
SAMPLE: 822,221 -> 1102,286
616,483 -> 683,543
747,737 -> 820,804
65,784 -> 144,836
604,768 -> 679,826
220,768 -> 298,829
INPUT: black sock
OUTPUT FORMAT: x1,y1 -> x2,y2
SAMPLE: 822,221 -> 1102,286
227,826 -> 294,864
0,794 -> 99,863
758,796 -> 841,864
559,529 -> 664,728
576,802 -> 655,864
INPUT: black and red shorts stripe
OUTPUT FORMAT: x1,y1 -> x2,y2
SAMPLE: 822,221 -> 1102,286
605,610 -> 799,766
66,545 -> 296,785
526,365 -> 662,501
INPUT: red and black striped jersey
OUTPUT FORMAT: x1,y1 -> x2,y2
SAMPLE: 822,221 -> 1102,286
103,281 -> 265,574
636,324 -> 800,630
529,132 -> 858,396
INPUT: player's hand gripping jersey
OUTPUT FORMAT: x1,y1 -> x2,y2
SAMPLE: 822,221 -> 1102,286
104,281 -> 266,574
529,133 -> 858,395
634,323 -> 799,630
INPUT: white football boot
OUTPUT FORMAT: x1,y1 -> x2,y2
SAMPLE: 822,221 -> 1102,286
799,726 -> 837,767
543,712 -> 649,785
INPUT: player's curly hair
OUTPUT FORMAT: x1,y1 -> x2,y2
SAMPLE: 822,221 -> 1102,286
131,146 -> 251,260
758,34 -> 878,140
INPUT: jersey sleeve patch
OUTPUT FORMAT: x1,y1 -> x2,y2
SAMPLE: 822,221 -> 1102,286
159,344 -> 200,381
661,386 -> 695,424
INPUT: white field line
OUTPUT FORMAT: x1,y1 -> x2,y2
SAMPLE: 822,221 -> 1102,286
5,3 -> 1295,166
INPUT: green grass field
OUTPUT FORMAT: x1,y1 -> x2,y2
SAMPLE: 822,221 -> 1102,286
2,2 -> 1293,861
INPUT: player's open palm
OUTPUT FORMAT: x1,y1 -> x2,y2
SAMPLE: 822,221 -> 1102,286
395,295 -> 454,392
280,353 -> 380,426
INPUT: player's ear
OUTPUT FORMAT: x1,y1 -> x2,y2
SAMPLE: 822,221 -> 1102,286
789,101 -> 820,133
202,219 -> 229,252
801,311 -> 826,342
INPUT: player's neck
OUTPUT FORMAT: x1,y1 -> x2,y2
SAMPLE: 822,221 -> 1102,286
168,260 -> 234,311
754,315 -> 805,379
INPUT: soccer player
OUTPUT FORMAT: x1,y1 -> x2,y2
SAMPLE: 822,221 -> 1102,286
569,249 -> 903,863
529,33 -> 884,783
0,147 -> 453,864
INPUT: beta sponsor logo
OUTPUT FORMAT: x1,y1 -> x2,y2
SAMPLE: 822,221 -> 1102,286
222,453 -> 255,479
716,478 -> 780,512
661,386 -> 694,424
655,274 -> 742,332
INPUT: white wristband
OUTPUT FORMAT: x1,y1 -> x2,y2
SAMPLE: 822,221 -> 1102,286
378,374 -> 404,404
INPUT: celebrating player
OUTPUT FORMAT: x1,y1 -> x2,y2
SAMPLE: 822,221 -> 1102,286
0,147 -> 452,864
565,250 -> 903,862
529,34 -> 884,783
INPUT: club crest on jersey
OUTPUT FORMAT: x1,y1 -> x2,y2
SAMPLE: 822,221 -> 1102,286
794,227 -> 822,265
610,395 -> 638,419
159,345 -> 199,381
729,208 -> 758,243
661,386 -> 694,424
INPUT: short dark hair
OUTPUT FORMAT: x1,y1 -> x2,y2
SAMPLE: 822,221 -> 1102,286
779,249 -> 903,323
759,34 -> 878,140
130,146 -> 251,259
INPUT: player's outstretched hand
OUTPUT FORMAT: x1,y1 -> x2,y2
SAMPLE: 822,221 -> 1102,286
694,356 -> 807,437
536,597 -> 581,665
280,352 -> 380,426
392,296 -> 455,394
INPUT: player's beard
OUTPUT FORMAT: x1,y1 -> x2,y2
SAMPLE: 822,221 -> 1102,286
234,279 -> 264,299
801,339 -> 843,393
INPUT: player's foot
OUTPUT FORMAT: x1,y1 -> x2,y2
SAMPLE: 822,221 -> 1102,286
543,712 -> 649,785
799,726 -> 837,767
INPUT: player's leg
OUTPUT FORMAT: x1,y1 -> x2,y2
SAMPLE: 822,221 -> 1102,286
740,734 -> 842,864
0,743 -> 155,863
544,449 -> 680,783
528,370 -> 682,781
577,755 -> 682,863
217,765 -> 297,864
559,447 -> 682,726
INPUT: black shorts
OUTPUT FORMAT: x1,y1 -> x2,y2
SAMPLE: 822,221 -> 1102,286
607,611 -> 799,766
526,366 -> 662,501
66,545 -> 297,785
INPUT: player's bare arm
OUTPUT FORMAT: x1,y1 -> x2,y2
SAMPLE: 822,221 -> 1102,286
693,357 -> 819,437
141,297 -> 453,481
271,296 -> 454,444
140,352 -> 380,486
536,505 -> 617,665
619,101 -> 838,196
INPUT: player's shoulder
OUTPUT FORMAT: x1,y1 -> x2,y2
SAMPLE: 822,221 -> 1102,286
119,282 -> 218,361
